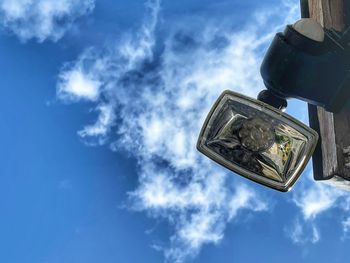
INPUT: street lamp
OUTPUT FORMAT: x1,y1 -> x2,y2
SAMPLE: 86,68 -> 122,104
197,18 -> 350,191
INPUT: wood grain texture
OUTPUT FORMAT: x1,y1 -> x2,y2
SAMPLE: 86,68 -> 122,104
309,0 -> 344,30
308,0 -> 350,187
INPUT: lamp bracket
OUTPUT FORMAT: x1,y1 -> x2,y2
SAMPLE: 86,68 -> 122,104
259,22 -> 350,113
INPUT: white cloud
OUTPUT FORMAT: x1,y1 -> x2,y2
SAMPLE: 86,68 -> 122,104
286,218 -> 320,245
286,172 -> 350,245
0,0 -> 95,42
292,177 -> 345,220
58,65 -> 101,101
78,104 -> 115,139
342,217 -> 350,234
56,0 -> 299,261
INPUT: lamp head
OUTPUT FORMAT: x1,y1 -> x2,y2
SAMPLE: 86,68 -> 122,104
197,90 -> 318,192
197,18 -> 350,191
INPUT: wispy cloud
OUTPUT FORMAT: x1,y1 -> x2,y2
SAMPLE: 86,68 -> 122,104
285,218 -> 320,245
0,0 -> 95,42
342,217 -> 350,239
286,172 -> 350,244
57,0 -> 299,261
293,177 -> 344,221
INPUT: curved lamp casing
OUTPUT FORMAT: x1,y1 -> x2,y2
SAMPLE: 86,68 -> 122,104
197,90 -> 318,192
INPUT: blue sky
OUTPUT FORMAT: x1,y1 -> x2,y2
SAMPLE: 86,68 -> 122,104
1,0 -> 350,263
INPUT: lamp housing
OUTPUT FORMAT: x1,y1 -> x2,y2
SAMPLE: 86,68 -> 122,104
197,90 -> 318,192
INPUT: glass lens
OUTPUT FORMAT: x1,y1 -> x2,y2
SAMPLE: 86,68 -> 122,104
197,90 -> 318,192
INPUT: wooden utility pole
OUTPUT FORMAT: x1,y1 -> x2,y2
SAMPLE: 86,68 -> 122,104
307,0 -> 350,190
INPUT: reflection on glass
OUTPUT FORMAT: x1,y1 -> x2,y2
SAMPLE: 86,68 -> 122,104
197,91 -> 318,191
